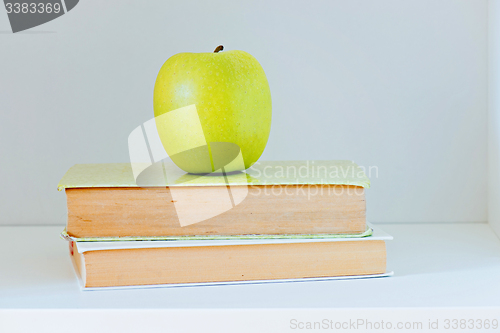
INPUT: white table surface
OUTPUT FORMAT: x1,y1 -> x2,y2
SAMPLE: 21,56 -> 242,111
1,222 -> 500,308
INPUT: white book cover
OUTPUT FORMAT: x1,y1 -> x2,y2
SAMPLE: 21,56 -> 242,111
67,223 -> 393,291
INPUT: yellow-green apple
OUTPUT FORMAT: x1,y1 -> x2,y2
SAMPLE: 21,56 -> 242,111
153,46 -> 272,174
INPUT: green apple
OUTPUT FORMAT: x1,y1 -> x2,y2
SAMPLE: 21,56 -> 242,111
153,46 -> 272,174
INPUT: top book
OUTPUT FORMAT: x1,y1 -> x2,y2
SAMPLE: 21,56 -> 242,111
58,160 -> 370,238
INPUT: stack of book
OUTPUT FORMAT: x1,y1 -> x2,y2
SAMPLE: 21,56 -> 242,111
59,160 -> 392,289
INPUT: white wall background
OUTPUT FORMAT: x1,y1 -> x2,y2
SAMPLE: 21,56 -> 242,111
489,0 -> 500,236
0,0 -> 488,225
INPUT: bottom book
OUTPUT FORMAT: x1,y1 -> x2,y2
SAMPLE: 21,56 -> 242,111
64,225 -> 393,290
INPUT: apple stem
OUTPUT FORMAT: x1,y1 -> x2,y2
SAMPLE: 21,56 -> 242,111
214,45 -> 224,53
